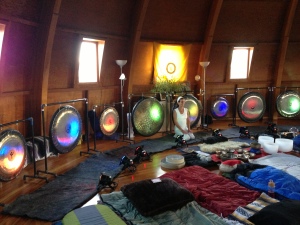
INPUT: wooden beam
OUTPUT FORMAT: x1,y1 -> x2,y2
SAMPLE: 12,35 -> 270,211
127,0 -> 150,94
272,0 -> 298,122
31,0 -> 62,135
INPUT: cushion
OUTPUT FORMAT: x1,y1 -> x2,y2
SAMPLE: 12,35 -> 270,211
248,200 -> 300,225
62,204 -> 126,225
121,177 -> 194,216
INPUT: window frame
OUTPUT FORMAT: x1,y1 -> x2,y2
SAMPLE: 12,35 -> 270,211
226,46 -> 254,82
75,36 -> 105,88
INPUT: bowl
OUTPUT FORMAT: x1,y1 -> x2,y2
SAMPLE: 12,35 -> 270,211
258,136 -> 274,145
263,142 -> 279,154
275,138 -> 293,152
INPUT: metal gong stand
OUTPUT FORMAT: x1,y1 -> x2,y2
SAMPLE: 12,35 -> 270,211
38,98 -> 89,178
0,118 -> 48,183
89,103 -> 121,152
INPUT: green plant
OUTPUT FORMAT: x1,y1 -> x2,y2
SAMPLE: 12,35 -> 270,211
151,76 -> 185,93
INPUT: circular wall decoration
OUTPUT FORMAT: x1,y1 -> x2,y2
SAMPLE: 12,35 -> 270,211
238,92 -> 266,123
276,90 -> 300,118
0,129 -> 26,181
166,62 -> 176,74
132,97 -> 164,136
49,105 -> 82,154
99,107 -> 119,136
211,97 -> 229,119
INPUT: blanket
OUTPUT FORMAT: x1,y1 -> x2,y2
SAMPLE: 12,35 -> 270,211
101,191 -> 229,225
249,153 -> 300,180
160,165 -> 261,217
198,141 -> 250,153
236,165 -> 300,200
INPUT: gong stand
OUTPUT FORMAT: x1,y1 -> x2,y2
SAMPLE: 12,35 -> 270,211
116,100 -> 134,144
0,118 -> 48,182
235,87 -> 269,125
211,93 -> 237,127
39,98 -> 89,178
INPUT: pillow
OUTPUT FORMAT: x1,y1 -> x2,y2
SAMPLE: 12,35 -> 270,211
248,200 -> 300,225
121,177 -> 194,217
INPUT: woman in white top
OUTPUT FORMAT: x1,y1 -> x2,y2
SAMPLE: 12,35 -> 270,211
173,96 -> 195,141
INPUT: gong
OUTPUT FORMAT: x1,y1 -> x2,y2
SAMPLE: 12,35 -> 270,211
0,129 -> 26,181
99,107 -> 119,136
181,94 -> 202,128
132,97 -> 164,136
276,90 -> 300,118
211,97 -> 229,119
238,92 -> 266,123
49,105 -> 82,154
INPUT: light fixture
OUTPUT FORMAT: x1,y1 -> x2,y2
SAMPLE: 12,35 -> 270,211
119,155 -> 136,173
239,126 -> 250,138
199,61 -> 210,129
175,135 -> 188,148
97,173 -> 118,191
115,60 -> 132,143
133,145 -> 151,163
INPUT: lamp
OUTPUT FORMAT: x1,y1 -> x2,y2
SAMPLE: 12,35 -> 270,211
119,155 -> 136,173
199,61 -> 210,129
97,173 -> 118,191
133,145 -> 151,163
116,60 -> 132,143
175,135 -> 188,148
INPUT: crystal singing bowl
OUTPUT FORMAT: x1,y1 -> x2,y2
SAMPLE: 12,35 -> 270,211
258,136 -> 274,148
275,138 -> 293,152
263,142 -> 279,154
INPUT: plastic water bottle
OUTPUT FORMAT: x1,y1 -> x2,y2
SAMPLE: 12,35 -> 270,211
268,179 -> 275,198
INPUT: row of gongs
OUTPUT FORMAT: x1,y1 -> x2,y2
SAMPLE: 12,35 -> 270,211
1,90 -> 299,181
211,90 -> 300,122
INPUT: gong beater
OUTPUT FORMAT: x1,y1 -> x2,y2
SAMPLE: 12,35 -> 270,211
49,105 -> 82,154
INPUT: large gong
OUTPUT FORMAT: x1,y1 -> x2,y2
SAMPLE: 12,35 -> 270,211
0,129 -> 26,181
99,107 -> 119,136
238,92 -> 266,123
171,94 -> 202,128
276,90 -> 300,118
49,105 -> 82,154
132,97 -> 164,136
211,97 -> 229,119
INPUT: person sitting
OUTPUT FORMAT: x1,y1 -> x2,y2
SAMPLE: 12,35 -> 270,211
173,96 -> 195,141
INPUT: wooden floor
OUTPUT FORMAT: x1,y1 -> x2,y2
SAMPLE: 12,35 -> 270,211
0,119 -> 297,225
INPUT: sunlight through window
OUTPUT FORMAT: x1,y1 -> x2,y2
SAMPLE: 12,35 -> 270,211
0,23 -> 6,60
78,38 -> 105,83
230,47 -> 253,79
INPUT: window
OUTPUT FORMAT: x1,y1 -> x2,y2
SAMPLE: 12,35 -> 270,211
0,23 -> 6,60
78,38 -> 105,83
230,47 -> 253,79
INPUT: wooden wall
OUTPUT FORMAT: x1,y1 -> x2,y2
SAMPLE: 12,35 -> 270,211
0,0 -> 300,138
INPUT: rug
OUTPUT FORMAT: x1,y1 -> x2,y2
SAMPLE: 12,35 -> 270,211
2,153 -> 123,222
2,131 -> 209,222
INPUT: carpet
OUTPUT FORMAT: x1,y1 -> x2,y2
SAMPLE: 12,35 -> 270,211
2,131 -> 209,222
2,153 -> 123,222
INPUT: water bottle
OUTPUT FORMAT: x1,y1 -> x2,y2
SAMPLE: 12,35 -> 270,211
268,179 -> 275,198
